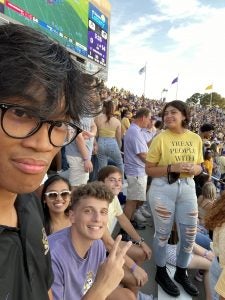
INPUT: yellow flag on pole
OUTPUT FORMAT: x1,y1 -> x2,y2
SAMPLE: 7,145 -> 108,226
205,84 -> 213,90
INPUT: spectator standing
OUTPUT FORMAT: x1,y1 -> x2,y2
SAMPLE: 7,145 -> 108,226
95,100 -> 124,174
123,108 -> 151,229
145,100 -> 203,297
65,117 -> 96,188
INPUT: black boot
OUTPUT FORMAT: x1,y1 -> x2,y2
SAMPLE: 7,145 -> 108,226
155,266 -> 180,297
174,266 -> 199,296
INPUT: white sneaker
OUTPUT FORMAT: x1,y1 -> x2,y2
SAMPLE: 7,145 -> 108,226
137,291 -> 154,300
139,206 -> 151,218
134,209 -> 147,223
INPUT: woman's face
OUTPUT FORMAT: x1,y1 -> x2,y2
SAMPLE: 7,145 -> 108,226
44,179 -> 71,214
163,105 -> 186,130
103,172 -> 122,196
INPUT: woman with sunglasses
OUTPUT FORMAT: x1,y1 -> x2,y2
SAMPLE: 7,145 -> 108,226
41,174 -> 72,235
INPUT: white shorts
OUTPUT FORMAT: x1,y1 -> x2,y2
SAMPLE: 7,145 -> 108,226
126,175 -> 147,201
66,156 -> 89,186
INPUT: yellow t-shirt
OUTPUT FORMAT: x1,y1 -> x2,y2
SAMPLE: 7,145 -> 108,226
215,267 -> 225,297
211,222 -> 225,268
146,129 -> 203,177
107,196 -> 123,233
121,117 -> 130,136
203,158 -> 213,176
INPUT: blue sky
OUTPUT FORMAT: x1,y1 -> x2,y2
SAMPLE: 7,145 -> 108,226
107,0 -> 225,101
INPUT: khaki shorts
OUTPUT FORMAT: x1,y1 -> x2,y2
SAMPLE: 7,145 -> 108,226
126,175 -> 147,201
66,156 -> 89,186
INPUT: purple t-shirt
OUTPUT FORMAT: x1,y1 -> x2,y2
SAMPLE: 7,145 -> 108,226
48,227 -> 106,300
124,123 -> 148,176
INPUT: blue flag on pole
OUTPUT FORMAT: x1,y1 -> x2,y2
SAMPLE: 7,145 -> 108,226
139,66 -> 146,75
171,76 -> 178,84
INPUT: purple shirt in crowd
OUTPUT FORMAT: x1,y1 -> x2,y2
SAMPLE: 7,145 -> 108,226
124,123 -> 148,176
48,227 -> 106,300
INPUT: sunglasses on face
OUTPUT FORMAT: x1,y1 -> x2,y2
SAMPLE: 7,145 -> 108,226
44,190 -> 71,201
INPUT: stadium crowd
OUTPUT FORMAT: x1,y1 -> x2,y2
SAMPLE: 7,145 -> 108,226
1,23 -> 225,300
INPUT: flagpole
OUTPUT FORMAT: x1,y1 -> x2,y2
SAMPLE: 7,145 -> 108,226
210,91 -> 213,107
175,74 -> 179,100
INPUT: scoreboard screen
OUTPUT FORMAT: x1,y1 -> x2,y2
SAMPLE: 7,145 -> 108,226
0,0 -> 109,67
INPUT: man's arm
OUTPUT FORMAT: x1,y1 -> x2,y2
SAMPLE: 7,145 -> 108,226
82,119 -> 97,139
82,235 -> 132,300
137,152 -> 147,163
117,213 -> 151,259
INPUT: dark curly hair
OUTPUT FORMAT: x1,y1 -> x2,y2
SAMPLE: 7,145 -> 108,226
71,181 -> 114,209
0,23 -> 103,123
204,194 -> 225,230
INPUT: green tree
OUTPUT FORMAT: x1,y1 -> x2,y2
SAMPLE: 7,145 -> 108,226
200,92 -> 225,109
186,92 -> 225,109
186,93 -> 203,105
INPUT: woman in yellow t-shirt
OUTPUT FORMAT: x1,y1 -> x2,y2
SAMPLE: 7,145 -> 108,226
145,100 -> 203,297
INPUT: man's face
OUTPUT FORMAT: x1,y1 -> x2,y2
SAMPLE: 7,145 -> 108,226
104,172 -> 122,196
0,97 -> 64,195
142,114 -> 151,128
203,130 -> 213,139
69,197 -> 109,241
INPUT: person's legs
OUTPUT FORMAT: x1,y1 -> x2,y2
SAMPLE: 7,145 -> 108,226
148,178 -> 176,266
106,286 -> 136,300
66,156 -> 89,188
174,178 -> 199,296
188,254 -> 212,300
120,241 -> 146,265
148,177 -> 180,297
124,176 -> 147,222
123,200 -> 139,221
195,231 -> 212,250
106,139 -> 124,175
97,137 -> 109,171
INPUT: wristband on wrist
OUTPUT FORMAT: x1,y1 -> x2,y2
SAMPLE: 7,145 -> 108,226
83,158 -> 89,161
130,263 -> 137,273
203,250 -> 209,258
133,237 -> 144,246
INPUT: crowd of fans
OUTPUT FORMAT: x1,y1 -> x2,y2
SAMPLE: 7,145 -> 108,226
43,85 -> 225,299
2,22 -> 225,300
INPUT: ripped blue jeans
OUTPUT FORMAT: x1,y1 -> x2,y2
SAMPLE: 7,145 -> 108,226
148,177 -> 198,268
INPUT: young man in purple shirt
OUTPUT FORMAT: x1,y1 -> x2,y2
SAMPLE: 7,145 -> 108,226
49,182 -> 134,300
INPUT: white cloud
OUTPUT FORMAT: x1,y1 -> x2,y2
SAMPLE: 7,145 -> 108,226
107,0 -> 225,101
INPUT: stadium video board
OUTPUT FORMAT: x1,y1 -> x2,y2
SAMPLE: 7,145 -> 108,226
0,0 -> 110,67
